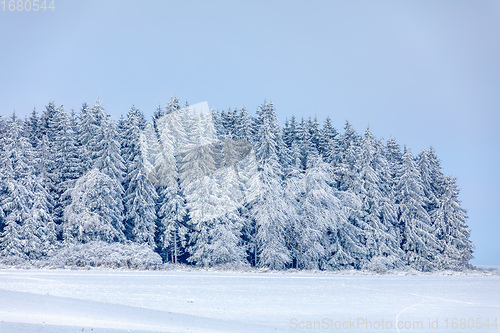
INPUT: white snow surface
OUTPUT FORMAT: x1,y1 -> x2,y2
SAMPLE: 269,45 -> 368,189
0,269 -> 498,332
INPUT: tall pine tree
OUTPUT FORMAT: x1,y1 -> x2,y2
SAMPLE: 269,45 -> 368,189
251,102 -> 290,269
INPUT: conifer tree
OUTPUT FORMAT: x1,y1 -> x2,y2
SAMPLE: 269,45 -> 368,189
158,183 -> 187,263
358,128 -> 402,269
334,121 -> 361,192
308,116 -> 321,151
282,117 -> 294,148
178,108 -> 245,266
63,169 -> 125,244
25,108 -> 40,149
418,148 -> 445,214
235,107 -> 252,141
395,147 -> 439,271
0,97 -> 474,270
221,108 -> 238,139
385,137 -> 403,191
188,169 -> 246,267
318,117 -> 338,157
94,119 -> 125,182
166,96 -> 181,115
432,176 -> 473,269
0,114 -> 36,259
282,140 -> 304,267
296,118 -> 312,170
27,177 -> 57,257
48,105 -> 82,225
251,101 -> 290,269
295,148 -> 332,269
123,106 -> 158,247
39,102 -> 58,142
323,181 -> 366,269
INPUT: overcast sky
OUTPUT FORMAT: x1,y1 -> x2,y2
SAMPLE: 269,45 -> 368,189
1,0 -> 499,266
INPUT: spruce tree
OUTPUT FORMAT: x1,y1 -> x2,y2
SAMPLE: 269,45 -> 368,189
432,176 -> 474,269
359,128 -> 402,269
187,169 -> 246,267
323,182 -> 366,269
77,102 -> 92,171
27,177 -> 57,257
25,108 -> 40,149
63,169 -> 125,244
179,107 -> 246,266
123,106 -> 158,248
166,96 -> 181,115
46,105 -> 81,226
94,119 -> 125,182
334,121 -> 361,192
158,183 -> 188,263
235,107 -> 252,141
318,117 -> 338,157
0,114 -> 35,259
385,137 -> 403,191
295,148 -> 333,269
251,101 -> 290,269
282,140 -> 304,268
418,148 -> 445,215
395,147 -> 439,271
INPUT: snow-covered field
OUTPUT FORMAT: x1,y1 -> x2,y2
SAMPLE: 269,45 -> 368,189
0,269 -> 498,333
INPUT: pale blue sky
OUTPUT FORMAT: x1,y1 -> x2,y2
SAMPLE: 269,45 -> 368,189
1,0 -> 499,266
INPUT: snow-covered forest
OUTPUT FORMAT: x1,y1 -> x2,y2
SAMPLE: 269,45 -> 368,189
0,97 -> 474,271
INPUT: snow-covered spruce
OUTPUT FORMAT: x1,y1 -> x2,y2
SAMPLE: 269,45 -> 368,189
0,99 -> 474,271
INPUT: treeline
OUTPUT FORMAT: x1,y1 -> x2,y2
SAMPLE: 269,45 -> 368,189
0,97 -> 473,271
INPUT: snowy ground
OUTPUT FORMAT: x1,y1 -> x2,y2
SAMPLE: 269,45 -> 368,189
0,269 -> 498,332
